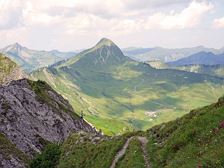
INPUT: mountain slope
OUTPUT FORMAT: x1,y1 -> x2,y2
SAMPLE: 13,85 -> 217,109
172,64 -> 224,78
62,38 -> 130,70
168,52 -> 224,66
0,43 -> 76,72
147,96 -> 224,167
0,53 -> 27,85
146,60 -> 168,69
0,79 -> 95,167
31,96 -> 224,168
31,38 -> 224,135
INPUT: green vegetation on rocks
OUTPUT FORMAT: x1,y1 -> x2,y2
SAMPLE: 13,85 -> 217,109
30,144 -> 61,168
28,80 -> 79,119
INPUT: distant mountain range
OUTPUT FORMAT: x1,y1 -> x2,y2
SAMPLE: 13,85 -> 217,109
141,59 -> 224,78
1,42 -> 224,73
31,38 -> 224,135
168,52 -> 224,66
0,43 -> 76,72
123,46 -> 224,62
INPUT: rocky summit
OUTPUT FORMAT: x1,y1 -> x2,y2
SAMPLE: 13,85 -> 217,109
0,79 -> 96,168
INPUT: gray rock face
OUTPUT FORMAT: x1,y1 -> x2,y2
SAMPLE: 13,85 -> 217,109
0,154 -> 26,168
0,79 -> 96,167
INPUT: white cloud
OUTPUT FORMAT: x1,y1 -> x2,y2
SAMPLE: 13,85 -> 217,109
58,0 -> 215,35
0,0 -> 212,30
145,0 -> 213,29
214,17 -> 224,28
0,0 -> 23,29
0,0 -> 221,50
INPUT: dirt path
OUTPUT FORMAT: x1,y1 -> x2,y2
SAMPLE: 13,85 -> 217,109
110,137 -> 134,168
110,136 -> 150,168
137,136 -> 151,168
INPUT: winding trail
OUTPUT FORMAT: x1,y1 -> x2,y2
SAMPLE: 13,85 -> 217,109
110,137 -> 134,168
110,136 -> 150,168
137,136 -> 150,168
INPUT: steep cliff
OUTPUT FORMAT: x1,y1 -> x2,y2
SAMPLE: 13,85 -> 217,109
0,79 -> 96,167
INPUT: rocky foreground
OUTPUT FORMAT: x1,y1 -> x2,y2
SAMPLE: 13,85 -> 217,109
0,79 -> 96,168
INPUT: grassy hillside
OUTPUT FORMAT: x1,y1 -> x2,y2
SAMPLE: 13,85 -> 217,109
31,132 -> 139,168
58,133 -> 127,168
31,38 -> 224,135
116,138 -> 145,168
0,53 -> 17,84
31,96 -> 224,168
0,53 -> 27,85
147,96 -> 224,167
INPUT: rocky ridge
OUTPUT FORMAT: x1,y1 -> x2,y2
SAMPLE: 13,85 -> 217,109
0,54 -> 27,85
0,79 -> 96,167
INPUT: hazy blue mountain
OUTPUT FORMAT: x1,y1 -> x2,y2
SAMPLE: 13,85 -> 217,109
168,52 -> 224,66
123,46 -> 224,62
0,43 -> 76,72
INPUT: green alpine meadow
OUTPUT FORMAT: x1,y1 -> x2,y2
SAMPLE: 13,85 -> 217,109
31,38 -> 224,135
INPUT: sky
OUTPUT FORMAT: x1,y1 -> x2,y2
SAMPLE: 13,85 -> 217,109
0,0 -> 224,51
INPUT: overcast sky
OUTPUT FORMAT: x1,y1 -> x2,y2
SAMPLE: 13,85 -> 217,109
0,0 -> 224,51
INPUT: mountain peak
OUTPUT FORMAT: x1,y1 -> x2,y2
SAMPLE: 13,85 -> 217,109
2,42 -> 24,52
13,42 -> 21,46
62,38 -> 128,68
11,42 -> 23,48
95,38 -> 116,48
